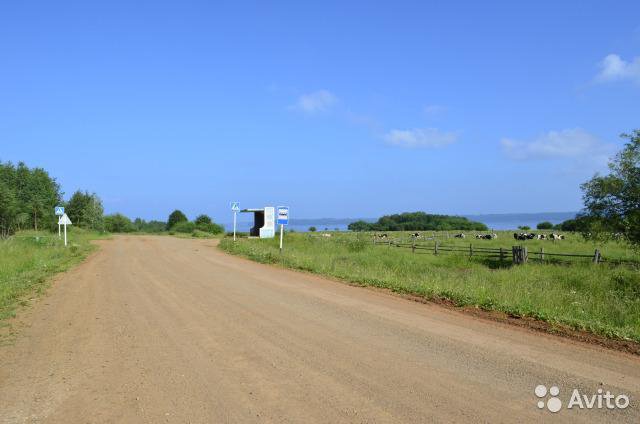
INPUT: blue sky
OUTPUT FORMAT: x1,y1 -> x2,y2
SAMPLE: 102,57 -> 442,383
1,1 -> 639,223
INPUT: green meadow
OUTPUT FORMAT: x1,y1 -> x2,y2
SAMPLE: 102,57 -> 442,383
219,231 -> 640,343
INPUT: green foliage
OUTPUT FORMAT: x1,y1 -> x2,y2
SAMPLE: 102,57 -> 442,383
349,212 -> 487,232
0,161 -> 62,236
171,221 -> 196,233
104,213 -> 134,233
132,218 -> 166,233
536,221 -> 553,230
167,210 -> 188,230
309,226 -> 317,232
518,225 -> 531,231
196,222 -> 224,234
194,214 -> 212,226
581,130 -> 640,246
66,190 -> 104,231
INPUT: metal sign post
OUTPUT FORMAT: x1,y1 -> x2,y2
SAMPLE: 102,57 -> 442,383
276,206 -> 289,252
55,206 -> 64,238
231,202 -> 240,241
58,213 -> 72,246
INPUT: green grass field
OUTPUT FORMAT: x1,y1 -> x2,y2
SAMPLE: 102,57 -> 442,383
219,231 -> 640,343
0,229 -> 107,323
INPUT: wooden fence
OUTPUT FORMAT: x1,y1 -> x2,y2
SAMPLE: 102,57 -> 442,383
373,238 -> 614,266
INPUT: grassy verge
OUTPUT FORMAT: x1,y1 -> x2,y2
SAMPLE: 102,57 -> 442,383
0,228 -> 108,322
219,233 -> 640,343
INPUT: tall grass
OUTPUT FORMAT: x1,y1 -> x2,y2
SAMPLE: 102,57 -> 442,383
0,228 -> 106,322
219,232 -> 640,343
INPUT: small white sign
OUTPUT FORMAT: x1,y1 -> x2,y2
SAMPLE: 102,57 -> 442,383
55,206 -> 64,216
231,202 -> 240,211
58,214 -> 72,225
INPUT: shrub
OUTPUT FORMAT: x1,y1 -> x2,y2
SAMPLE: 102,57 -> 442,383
194,214 -> 212,226
171,221 -> 196,233
536,221 -> 553,230
104,213 -> 134,233
196,222 -> 224,234
309,226 -> 317,232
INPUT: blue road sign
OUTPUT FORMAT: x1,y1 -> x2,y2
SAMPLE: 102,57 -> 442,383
231,202 -> 240,211
55,206 -> 64,216
276,206 -> 289,225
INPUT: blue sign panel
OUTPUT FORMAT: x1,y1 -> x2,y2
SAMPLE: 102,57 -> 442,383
276,206 -> 289,225
55,206 -> 65,216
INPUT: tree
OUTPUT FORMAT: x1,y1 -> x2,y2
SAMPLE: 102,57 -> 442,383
66,191 -> 104,230
309,226 -> 317,232
581,130 -> 640,245
167,210 -> 188,230
194,214 -> 212,226
104,213 -> 134,233
518,226 -> 531,231
536,221 -> 553,230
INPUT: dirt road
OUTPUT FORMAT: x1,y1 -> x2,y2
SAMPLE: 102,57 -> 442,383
1,236 -> 638,423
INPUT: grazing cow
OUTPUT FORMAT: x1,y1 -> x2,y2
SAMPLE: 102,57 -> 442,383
454,233 -> 466,239
537,234 -> 547,240
514,232 -> 531,241
549,233 -> 565,240
321,233 -> 332,238
477,233 -> 497,240
410,232 -> 421,239
376,233 -> 388,239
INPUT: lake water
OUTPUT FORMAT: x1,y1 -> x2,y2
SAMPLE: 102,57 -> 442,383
224,212 -> 578,233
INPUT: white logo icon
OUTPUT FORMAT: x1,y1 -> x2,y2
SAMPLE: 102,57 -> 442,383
535,385 -> 562,413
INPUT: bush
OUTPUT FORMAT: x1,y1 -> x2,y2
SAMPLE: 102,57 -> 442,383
194,214 -> 212,226
309,226 -> 317,232
518,225 -> 531,231
171,221 -> 196,233
196,222 -> 224,234
536,221 -> 553,230
104,213 -> 134,233
167,210 -> 188,230
348,212 -> 487,231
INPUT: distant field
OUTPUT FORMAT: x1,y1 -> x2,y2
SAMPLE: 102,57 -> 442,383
0,229 -> 105,323
219,231 -> 640,343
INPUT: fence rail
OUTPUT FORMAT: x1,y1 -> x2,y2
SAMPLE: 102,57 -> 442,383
372,237 -> 633,266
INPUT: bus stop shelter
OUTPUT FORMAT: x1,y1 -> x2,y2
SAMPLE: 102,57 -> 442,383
241,207 -> 275,238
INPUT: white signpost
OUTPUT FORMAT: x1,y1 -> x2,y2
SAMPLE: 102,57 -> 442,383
231,202 -> 240,241
276,206 -> 289,252
58,213 -> 72,246
54,206 -> 64,238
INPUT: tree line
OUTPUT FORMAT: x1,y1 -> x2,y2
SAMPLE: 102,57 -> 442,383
0,161 -> 224,237
348,212 -> 488,232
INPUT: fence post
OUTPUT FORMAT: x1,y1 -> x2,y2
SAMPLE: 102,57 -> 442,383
540,247 -> 544,262
469,243 -> 473,257
434,241 -> 439,255
499,247 -> 504,262
593,249 -> 601,264
412,239 -> 416,253
512,246 -> 528,264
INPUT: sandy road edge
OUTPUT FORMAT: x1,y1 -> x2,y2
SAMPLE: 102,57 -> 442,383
0,238 -> 107,344
216,241 -> 640,357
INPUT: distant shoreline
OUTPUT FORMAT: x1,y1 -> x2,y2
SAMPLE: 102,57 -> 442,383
225,211 -> 579,232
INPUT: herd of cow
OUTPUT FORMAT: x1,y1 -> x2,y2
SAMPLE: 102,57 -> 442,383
373,232 -> 566,241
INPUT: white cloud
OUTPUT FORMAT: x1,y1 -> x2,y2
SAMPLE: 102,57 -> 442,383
294,90 -> 337,113
501,129 -> 613,164
596,54 -> 640,84
384,128 -> 458,148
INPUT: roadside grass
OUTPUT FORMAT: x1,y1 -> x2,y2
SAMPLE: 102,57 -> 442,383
0,228 -> 108,323
219,232 -> 640,343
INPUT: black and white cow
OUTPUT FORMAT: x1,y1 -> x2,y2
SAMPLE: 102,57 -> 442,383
454,233 -> 466,239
